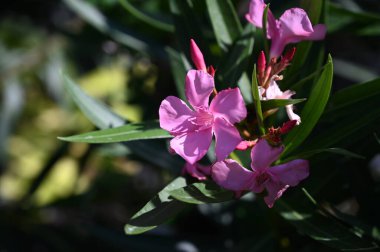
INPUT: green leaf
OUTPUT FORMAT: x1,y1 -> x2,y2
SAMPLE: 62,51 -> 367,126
334,59 -> 378,83
118,0 -> 174,32
59,121 -> 171,144
166,47 -> 190,101
262,4 -> 270,58
205,0 -> 242,50
62,73 -> 125,129
125,177 -> 188,235
62,73 -> 183,170
168,180 -> 234,204
276,196 -> 380,251
261,98 -> 306,111
63,0 -> 165,58
251,65 -> 265,135
283,148 -> 365,162
217,24 -> 255,96
282,55 -> 333,157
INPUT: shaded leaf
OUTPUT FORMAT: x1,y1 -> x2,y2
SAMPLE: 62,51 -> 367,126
251,65 -> 265,135
261,98 -> 306,111
166,47 -> 190,101
205,0 -> 242,50
283,55 -> 333,157
169,180 -> 234,204
283,148 -> 365,162
125,177 -> 188,235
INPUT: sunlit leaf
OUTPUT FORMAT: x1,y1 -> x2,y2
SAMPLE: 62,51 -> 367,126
59,121 -> 171,144
251,65 -> 265,135
125,177 -> 188,235
168,180 -> 234,204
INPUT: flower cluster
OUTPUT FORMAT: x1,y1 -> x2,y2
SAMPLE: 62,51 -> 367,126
159,0 -> 326,208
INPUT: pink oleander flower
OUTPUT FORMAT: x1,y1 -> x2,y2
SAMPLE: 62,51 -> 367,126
245,0 -> 327,58
212,138 -> 309,208
260,76 -> 301,124
159,70 -> 247,164
182,162 -> 211,181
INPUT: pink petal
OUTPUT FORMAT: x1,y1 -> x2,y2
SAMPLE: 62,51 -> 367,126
269,159 -> 309,186
251,139 -> 284,172
246,0 -> 278,39
211,159 -> 254,191
308,24 -> 327,40
183,162 -> 211,181
159,96 -> 197,134
213,117 -> 242,161
185,70 -> 214,109
209,88 -> 247,124
279,8 -> 314,38
264,180 -> 289,208
170,128 -> 213,165
190,39 -> 207,72
265,79 -> 284,99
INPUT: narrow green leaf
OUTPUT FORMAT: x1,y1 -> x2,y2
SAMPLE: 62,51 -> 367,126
276,198 -> 379,251
262,4 -> 270,58
261,98 -> 306,111
59,121 -> 171,144
334,59 -> 378,83
125,177 -> 188,235
166,47 -> 190,101
217,24 -> 255,95
118,0 -> 174,32
169,180 -> 234,204
205,0 -> 242,50
63,0 -> 165,58
282,55 -> 333,157
283,148 -> 365,162
251,65 -> 265,135
62,74 -> 125,129
62,73 -> 183,170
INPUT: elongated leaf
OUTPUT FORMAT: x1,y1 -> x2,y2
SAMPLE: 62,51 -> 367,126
276,196 -> 379,251
251,65 -> 265,135
205,0 -> 242,50
261,98 -> 306,111
63,0 -> 165,58
59,121 -> 171,143
63,74 -> 126,129
118,0 -> 174,32
125,177 -> 188,235
166,47 -> 190,101
169,180 -> 234,204
62,74 -> 183,171
282,55 -> 333,157
283,148 -> 365,162
217,24 -> 255,92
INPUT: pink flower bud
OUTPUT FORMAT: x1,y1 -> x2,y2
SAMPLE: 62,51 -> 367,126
280,120 -> 297,134
190,39 -> 207,72
207,65 -> 216,77
258,51 -> 266,74
283,47 -> 296,63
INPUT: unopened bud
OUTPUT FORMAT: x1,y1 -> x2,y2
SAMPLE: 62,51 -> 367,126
190,39 -> 207,71
207,65 -> 216,77
280,120 -> 297,134
258,51 -> 266,75
283,47 -> 296,63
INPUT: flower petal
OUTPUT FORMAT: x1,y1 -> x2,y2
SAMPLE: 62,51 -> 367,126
185,70 -> 214,109
245,0 -> 278,39
285,105 -> 301,125
279,8 -> 314,38
212,159 -> 254,191
159,96 -> 197,134
264,180 -> 289,208
183,162 -> 211,181
308,24 -> 327,40
209,88 -> 247,124
251,139 -> 284,172
213,117 -> 242,161
170,128 -> 213,165
269,159 -> 309,186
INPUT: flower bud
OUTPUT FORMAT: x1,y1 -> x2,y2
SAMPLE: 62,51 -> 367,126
190,39 -> 207,71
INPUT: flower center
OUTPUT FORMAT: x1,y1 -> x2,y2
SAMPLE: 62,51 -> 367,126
256,172 -> 270,186
195,108 -> 214,130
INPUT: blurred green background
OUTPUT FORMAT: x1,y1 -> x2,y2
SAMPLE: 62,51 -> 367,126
1,0 -> 380,251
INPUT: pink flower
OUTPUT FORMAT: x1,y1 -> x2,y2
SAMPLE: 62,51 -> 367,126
182,162 -> 211,181
159,70 -> 247,164
245,0 -> 326,58
212,139 -> 309,208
